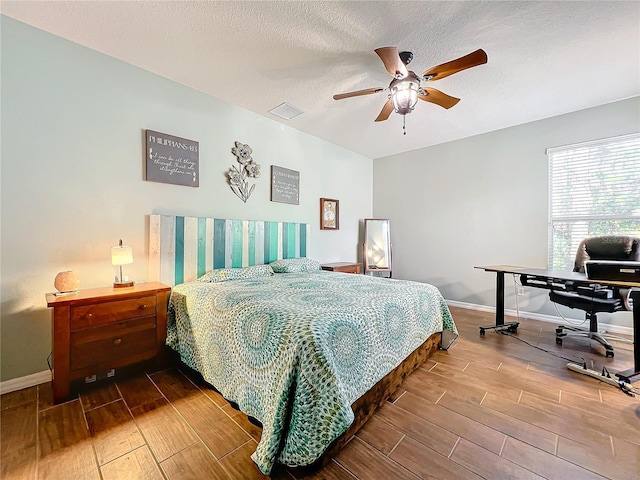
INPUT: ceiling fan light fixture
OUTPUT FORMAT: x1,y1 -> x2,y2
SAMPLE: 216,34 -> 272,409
332,47 -> 487,130
390,77 -> 420,115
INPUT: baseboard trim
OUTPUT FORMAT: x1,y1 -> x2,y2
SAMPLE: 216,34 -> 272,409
445,299 -> 634,336
0,370 -> 51,395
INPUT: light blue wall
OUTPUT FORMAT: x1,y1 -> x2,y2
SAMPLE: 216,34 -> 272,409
0,17 -> 373,381
374,96 -> 640,328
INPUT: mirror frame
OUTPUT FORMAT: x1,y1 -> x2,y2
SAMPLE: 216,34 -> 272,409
363,218 -> 392,277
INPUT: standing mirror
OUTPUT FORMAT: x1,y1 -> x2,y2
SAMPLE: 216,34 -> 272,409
363,218 -> 392,277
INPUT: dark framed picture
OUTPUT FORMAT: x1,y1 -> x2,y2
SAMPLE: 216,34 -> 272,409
320,198 -> 339,230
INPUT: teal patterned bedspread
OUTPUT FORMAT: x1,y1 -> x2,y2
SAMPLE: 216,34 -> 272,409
167,270 -> 457,474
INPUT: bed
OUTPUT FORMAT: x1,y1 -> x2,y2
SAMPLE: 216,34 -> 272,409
150,215 -> 458,475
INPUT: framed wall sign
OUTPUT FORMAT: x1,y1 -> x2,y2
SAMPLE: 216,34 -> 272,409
320,198 -> 339,230
145,129 -> 199,187
271,166 -> 300,205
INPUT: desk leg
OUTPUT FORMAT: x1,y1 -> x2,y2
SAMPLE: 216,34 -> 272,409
496,271 -> 505,326
615,289 -> 640,383
479,271 -> 520,335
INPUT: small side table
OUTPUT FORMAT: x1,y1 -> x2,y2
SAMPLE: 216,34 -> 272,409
46,282 -> 171,403
321,262 -> 361,274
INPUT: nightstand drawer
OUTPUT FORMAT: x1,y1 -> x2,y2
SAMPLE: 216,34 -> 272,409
70,317 -> 157,371
71,295 -> 157,329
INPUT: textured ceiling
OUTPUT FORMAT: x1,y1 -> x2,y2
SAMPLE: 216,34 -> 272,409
2,1 -> 639,159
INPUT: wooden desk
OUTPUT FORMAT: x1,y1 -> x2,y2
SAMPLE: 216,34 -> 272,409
476,265 -> 640,382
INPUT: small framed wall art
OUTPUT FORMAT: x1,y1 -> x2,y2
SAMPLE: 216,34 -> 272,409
320,198 -> 339,230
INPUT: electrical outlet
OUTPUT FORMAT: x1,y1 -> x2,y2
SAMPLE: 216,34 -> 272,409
517,286 -> 525,296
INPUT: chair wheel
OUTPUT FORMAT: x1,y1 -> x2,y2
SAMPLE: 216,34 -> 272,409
556,337 -> 563,345
555,328 -> 564,334
606,351 -> 614,358
479,328 -> 485,336
508,326 -> 518,333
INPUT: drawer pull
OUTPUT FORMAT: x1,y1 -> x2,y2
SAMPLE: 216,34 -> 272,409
138,304 -> 147,309
86,313 -> 93,319
113,338 -> 122,346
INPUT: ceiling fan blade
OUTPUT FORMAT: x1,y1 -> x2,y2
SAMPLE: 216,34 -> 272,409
333,87 -> 384,100
374,99 -> 394,122
375,47 -> 408,78
418,88 -> 460,109
422,49 -> 487,81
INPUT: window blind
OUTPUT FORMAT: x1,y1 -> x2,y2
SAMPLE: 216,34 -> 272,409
547,133 -> 640,270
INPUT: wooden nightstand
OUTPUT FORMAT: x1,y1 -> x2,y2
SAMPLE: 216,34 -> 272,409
321,262 -> 362,274
46,282 -> 171,403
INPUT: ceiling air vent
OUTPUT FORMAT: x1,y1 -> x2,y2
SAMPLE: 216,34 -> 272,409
269,103 -> 304,120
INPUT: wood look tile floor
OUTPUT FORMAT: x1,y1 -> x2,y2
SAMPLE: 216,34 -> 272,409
2,307 -> 639,479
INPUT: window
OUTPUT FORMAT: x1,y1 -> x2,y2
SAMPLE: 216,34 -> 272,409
548,133 -> 640,270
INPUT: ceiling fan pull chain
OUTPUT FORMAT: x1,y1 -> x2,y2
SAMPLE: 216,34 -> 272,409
403,115 -> 407,135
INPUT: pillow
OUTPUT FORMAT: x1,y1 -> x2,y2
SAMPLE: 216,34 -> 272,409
270,258 -> 322,273
196,264 -> 274,283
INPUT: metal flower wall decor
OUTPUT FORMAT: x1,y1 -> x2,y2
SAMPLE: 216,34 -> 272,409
226,141 -> 261,203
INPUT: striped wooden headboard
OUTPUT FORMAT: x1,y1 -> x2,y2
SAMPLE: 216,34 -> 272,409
149,215 -> 310,286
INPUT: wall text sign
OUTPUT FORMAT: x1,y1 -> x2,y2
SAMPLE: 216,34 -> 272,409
145,130 -> 199,187
270,166 -> 300,205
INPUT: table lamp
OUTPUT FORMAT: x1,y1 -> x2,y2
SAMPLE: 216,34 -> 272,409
111,239 -> 134,287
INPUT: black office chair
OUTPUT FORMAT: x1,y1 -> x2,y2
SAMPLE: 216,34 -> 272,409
552,235 -> 639,358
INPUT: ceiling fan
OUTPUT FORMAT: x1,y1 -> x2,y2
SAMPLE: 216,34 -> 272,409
333,47 -> 487,133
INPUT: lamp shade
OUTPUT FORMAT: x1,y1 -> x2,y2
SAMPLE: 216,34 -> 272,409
111,241 -> 133,266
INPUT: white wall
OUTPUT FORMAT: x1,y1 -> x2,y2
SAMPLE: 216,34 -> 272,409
374,97 -> 640,328
0,17 -> 372,381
